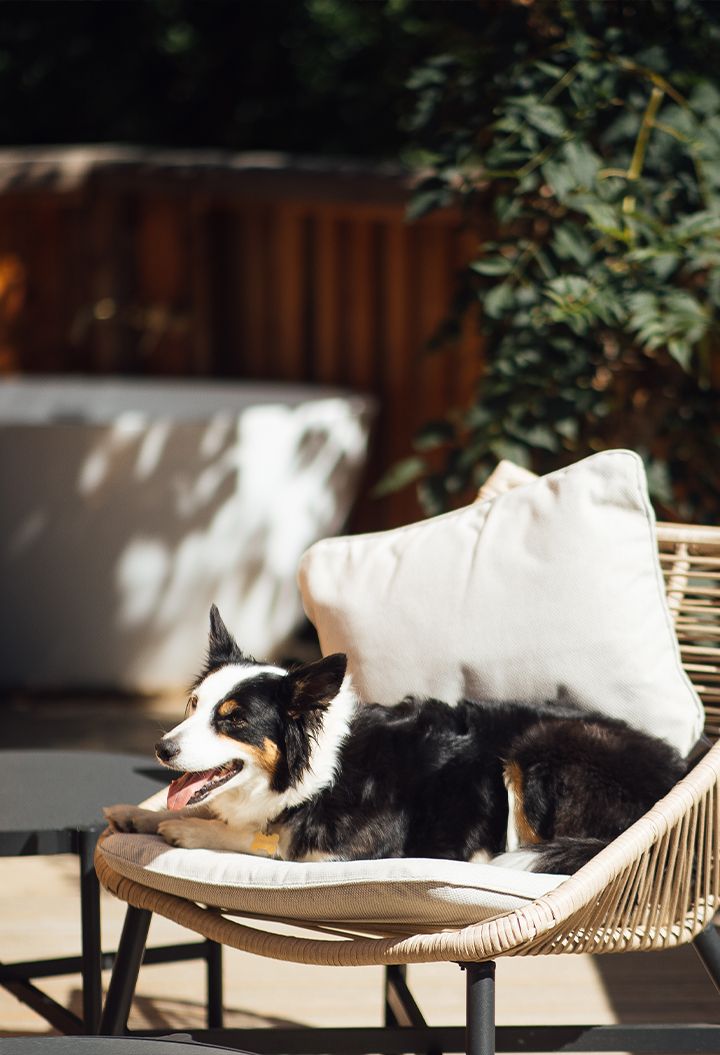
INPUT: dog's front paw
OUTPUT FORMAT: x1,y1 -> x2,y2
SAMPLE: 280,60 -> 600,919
157,817 -> 210,849
103,804 -> 161,835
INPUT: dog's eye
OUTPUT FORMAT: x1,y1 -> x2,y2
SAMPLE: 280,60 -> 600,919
185,694 -> 198,718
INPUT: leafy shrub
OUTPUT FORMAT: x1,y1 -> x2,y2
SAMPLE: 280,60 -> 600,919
396,0 -> 720,523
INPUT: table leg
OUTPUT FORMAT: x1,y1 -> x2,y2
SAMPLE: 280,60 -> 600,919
206,939 -> 223,1028
78,828 -> 103,1033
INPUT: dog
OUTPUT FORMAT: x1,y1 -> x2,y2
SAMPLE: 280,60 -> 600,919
105,606 -> 686,874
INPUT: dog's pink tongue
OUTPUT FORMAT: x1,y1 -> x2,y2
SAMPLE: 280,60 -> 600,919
167,770 -> 215,810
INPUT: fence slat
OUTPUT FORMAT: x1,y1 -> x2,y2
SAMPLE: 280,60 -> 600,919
0,165 -> 477,531
273,205 -> 306,380
313,208 -> 341,384
346,219 -> 375,391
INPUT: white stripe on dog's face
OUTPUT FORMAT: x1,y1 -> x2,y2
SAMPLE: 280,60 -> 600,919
161,662 -> 285,773
197,663 -> 285,713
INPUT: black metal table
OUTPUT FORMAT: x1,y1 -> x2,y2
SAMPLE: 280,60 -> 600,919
0,750 -> 223,1036
0,1038 -> 246,1054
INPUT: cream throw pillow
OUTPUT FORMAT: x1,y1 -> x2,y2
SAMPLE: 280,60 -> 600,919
298,449 -> 703,755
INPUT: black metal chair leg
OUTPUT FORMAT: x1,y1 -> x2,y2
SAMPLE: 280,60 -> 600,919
385,965 -> 405,1027
694,922 -> 720,995
463,961 -> 495,1055
99,906 -> 152,1035
206,939 -> 223,1028
78,828 -> 103,1034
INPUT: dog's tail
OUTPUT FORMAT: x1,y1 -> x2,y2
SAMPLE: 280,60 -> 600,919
490,837 -> 608,875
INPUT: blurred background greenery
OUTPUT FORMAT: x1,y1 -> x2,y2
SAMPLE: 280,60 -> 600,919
1,0 -> 719,523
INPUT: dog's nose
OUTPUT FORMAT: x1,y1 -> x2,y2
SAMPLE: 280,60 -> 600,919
155,739 -> 180,764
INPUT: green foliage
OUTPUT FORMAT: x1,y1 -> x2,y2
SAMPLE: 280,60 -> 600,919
399,0 -> 720,523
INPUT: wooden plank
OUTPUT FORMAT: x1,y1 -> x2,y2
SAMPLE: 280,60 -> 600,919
382,220 -> 408,401
452,225 -> 484,412
273,204 -> 306,380
237,204 -> 271,379
416,221 -> 452,431
0,202 -> 29,373
137,194 -> 195,373
311,207 -> 341,384
88,188 -> 136,373
189,196 -> 214,375
345,218 -> 375,391
23,199 -> 64,372
381,218 -> 424,527
137,196 -> 184,303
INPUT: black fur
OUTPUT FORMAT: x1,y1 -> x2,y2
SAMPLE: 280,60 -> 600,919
209,655 -> 347,795
275,697 -> 685,870
196,610 -> 688,875
199,604 -> 253,680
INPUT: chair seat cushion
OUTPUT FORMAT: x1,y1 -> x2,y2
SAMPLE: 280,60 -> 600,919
99,833 -> 567,930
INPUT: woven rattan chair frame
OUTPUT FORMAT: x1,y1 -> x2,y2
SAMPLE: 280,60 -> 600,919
97,521 -> 720,1053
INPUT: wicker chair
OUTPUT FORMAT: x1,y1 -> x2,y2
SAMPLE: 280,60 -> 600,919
96,521 -> 720,1054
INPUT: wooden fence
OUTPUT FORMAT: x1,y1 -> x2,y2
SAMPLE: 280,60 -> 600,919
0,147 -> 483,529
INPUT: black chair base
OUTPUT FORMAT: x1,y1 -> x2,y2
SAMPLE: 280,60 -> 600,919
100,905 -> 720,1055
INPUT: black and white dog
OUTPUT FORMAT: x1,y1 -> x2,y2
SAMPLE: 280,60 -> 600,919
105,606 -> 686,874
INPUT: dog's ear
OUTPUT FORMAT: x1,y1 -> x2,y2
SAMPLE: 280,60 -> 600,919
207,605 -> 246,669
286,654 -> 347,716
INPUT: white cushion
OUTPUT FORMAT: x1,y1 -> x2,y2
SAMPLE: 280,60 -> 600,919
299,449 -> 703,755
99,833 -> 566,929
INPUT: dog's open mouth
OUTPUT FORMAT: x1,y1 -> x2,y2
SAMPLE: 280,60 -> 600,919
167,761 -> 244,810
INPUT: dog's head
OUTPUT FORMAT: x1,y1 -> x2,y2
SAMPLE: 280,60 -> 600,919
157,606 -> 348,811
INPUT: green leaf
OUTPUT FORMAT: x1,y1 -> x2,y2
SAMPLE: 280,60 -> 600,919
667,338 -> 693,371
470,257 -> 514,276
525,104 -> 567,138
418,473 -> 456,515
555,418 -> 580,441
552,223 -> 593,266
690,81 -> 720,116
483,283 -> 515,319
543,275 -> 594,305
563,141 -> 600,187
373,457 -> 425,497
535,60 -> 567,80
671,210 -> 720,242
414,420 -> 456,451
406,186 -> 452,221
510,423 -> 559,452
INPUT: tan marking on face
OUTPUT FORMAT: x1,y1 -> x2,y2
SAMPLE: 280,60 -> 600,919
218,734 -> 280,777
217,698 -> 238,718
504,761 -> 542,845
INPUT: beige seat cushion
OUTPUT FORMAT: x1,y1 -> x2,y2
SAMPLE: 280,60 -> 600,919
299,449 -> 703,755
99,832 -> 567,930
